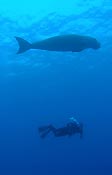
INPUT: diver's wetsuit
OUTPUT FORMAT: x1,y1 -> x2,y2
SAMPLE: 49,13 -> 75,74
38,122 -> 83,139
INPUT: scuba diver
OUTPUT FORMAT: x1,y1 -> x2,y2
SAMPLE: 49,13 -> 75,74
38,117 -> 83,139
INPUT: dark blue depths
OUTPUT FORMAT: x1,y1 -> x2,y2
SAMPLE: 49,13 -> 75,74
0,57 -> 112,175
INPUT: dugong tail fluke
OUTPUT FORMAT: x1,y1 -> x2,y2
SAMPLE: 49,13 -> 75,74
15,37 -> 31,54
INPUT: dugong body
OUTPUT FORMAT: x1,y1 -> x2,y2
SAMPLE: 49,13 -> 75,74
15,34 -> 100,54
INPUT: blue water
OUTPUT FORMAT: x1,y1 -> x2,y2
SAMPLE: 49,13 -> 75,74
0,0 -> 112,174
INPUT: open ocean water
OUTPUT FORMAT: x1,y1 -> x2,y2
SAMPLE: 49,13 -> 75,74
0,0 -> 112,174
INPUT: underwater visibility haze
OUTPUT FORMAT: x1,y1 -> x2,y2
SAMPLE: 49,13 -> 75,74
0,0 -> 112,175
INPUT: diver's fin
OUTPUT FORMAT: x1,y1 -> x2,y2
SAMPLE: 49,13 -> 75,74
38,125 -> 51,132
40,130 -> 51,139
15,36 -> 31,54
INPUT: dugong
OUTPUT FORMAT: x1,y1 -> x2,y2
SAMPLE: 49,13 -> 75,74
15,34 -> 100,54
